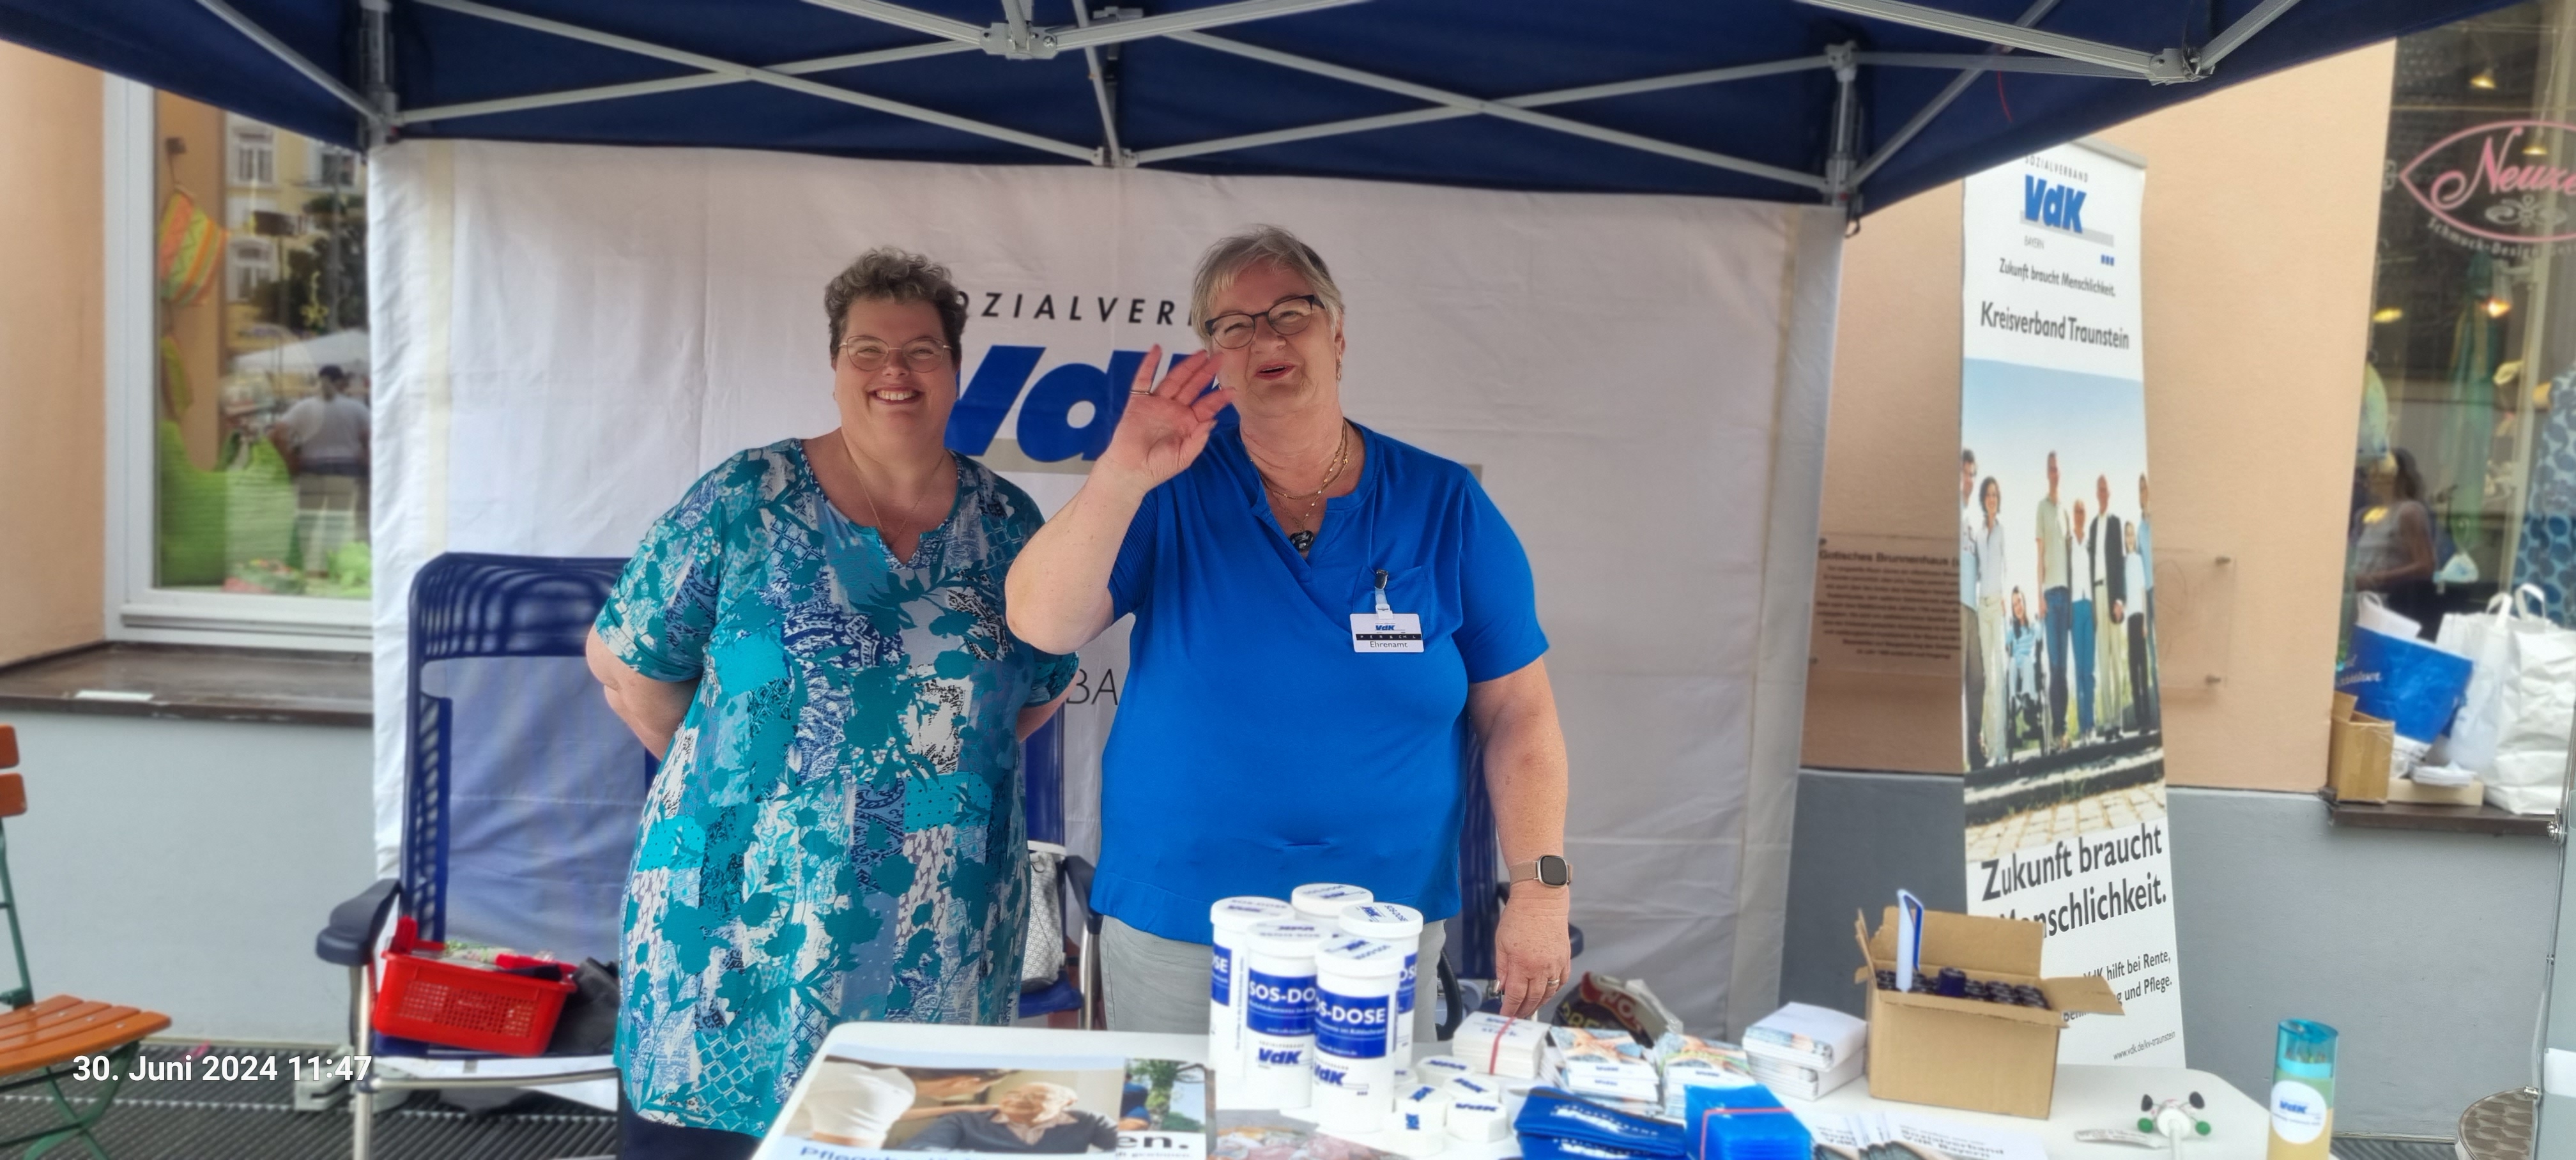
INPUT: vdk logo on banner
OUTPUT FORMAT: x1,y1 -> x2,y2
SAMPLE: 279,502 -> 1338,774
945,346 -> 1200,463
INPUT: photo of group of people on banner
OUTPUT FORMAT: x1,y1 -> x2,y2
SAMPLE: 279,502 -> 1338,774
1959,374 -> 2161,771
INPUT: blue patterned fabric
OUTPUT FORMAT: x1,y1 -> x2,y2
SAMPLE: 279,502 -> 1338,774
594,440 -> 1075,1134
2510,369 -> 2576,624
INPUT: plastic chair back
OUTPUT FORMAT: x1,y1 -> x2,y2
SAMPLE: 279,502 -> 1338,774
406,553 -> 648,967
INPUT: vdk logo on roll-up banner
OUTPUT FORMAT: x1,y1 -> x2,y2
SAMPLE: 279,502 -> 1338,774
946,346 -> 1199,463
2022,177 -> 2087,234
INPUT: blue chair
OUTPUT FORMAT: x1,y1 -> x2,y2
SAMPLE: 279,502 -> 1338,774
314,552 -> 1096,1159
313,553 -> 639,1160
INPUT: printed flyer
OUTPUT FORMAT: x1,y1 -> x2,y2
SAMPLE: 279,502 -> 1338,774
760,1025 -> 1209,1160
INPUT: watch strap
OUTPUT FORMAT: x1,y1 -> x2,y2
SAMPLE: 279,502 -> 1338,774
1507,856 -> 1571,887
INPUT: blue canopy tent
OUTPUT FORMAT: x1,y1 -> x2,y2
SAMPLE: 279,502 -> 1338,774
0,0 -> 2517,217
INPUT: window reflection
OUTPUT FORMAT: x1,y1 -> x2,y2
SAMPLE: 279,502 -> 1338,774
153,92 -> 368,599
2350,1 -> 2576,642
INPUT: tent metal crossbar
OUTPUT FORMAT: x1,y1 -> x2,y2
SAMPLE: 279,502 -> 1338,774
414,0 -> 1100,160
1796,0 -> 2309,86
1850,0 -> 2062,189
192,0 -> 381,123
201,0 -> 2314,208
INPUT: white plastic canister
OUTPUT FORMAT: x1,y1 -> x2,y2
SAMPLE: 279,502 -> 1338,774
1336,901 -> 1425,1060
1310,935 -> 1405,1134
1241,920 -> 1330,1109
1209,897 -> 1294,1080
1290,883 -> 1374,923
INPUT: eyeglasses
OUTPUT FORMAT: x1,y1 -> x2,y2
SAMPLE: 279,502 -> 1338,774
1202,295 -> 1323,350
840,337 -> 952,373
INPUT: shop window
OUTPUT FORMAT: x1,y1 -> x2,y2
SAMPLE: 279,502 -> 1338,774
2348,0 -> 2576,643
104,83 -> 371,648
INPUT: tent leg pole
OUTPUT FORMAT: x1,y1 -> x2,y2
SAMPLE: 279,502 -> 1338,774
1070,3 -> 1128,166
1823,43 -> 1860,217
359,0 -> 397,147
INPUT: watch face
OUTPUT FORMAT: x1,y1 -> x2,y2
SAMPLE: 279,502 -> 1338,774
1538,855 -> 1570,887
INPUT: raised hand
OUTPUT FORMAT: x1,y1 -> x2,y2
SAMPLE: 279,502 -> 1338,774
1098,347 -> 1232,494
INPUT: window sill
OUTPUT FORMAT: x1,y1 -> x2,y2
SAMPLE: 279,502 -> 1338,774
2318,789 -> 2554,837
0,643 -> 371,728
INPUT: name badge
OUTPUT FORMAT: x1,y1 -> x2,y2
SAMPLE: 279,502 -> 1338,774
1354,568 -> 1423,653
1351,611 -> 1423,653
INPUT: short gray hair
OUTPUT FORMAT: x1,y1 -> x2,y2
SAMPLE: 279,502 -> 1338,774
1188,225 -> 1344,340
825,247 -> 967,362
1005,1081 -> 1080,1106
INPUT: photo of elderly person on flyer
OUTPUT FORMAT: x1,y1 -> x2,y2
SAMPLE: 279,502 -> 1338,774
586,248 -> 1076,1159
901,1083 -> 1124,1154
1004,225 -> 1574,1034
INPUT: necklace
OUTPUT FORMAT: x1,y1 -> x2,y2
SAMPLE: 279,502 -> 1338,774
845,441 -> 952,550
1250,423 -> 1351,554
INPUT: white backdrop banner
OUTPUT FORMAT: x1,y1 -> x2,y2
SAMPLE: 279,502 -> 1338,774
369,139 -> 1841,1030
1958,141 -> 2186,1064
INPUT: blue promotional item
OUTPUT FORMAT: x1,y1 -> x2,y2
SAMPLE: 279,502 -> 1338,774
1683,1083 -> 1808,1160
1521,1136 -> 1674,1160
1513,1088 -> 1687,1157
2337,627 -> 2475,742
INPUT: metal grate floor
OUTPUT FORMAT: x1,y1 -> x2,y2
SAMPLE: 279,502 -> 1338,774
2334,1140 -> 2456,1160
0,1044 -> 615,1159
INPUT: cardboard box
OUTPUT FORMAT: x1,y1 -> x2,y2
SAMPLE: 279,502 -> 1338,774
2387,775 -> 2483,806
2326,700 -> 2394,804
1852,907 -> 2122,1119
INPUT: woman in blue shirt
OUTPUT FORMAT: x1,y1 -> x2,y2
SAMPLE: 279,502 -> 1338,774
1006,226 -> 1573,1034
587,249 -> 1075,1157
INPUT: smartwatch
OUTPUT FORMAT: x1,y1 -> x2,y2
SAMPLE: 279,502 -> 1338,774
1506,855 -> 1572,888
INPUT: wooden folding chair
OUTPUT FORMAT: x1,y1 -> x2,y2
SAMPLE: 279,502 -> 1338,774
0,724 -> 171,1158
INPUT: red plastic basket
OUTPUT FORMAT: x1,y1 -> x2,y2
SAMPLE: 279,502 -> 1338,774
372,950 -> 576,1056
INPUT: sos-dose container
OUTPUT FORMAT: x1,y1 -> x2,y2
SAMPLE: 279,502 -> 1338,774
1311,935 -> 1404,1133
1337,901 -> 1425,1060
1209,896 -> 1294,1079
1241,920 -> 1329,1109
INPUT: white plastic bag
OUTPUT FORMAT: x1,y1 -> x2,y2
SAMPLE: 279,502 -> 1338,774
2441,586 -> 2576,814
2356,593 -> 2424,641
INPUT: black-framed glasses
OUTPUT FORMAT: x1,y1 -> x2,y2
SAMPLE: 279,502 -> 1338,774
1202,295 -> 1322,349
841,337 -> 952,373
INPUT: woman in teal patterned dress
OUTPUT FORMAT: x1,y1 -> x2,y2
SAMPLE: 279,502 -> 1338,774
585,248 -> 1076,1157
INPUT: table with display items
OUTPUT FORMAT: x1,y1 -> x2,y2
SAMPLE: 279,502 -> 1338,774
1790,1064 -> 2274,1159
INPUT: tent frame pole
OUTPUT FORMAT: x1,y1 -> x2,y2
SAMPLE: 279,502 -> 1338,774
1823,42 -> 1860,213
1131,55 -> 1830,167
1068,1 -> 1128,165
397,43 -> 973,125
1848,0 -> 2060,189
802,0 -> 1368,61
1797,0 -> 2172,78
192,0 -> 383,126
369,0 -> 2314,200
414,0 -> 1098,160
1799,0 -> 2309,86
358,0 -> 397,144
1162,31 -> 1832,192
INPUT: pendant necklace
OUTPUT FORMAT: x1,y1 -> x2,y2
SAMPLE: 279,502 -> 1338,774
1254,423 -> 1351,555
847,441 -> 951,560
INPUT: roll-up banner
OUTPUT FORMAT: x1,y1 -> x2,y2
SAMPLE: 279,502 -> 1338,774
1958,141 -> 2185,1064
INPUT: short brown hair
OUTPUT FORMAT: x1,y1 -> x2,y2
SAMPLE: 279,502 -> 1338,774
825,247 -> 967,363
